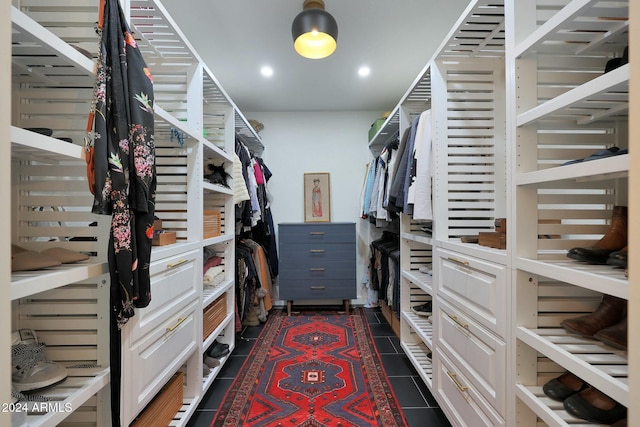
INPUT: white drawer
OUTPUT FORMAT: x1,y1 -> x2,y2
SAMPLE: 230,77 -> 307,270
129,250 -> 199,343
435,248 -> 507,338
123,299 -> 198,424
435,350 -> 505,427
436,299 -> 506,416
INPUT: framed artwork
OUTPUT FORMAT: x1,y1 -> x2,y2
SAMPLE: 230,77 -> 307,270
304,172 -> 331,222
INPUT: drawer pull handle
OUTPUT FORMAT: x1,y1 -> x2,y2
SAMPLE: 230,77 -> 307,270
310,286 -> 326,290
167,259 -> 189,269
309,231 -> 326,235
310,267 -> 326,272
309,249 -> 325,253
447,371 -> 468,393
448,314 -> 469,330
447,256 -> 469,266
166,316 -> 187,332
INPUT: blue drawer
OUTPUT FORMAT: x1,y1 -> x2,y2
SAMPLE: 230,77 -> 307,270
279,242 -> 355,263
279,260 -> 356,280
278,223 -> 355,244
279,279 -> 356,300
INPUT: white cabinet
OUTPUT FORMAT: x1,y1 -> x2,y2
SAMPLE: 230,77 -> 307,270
506,0 -> 630,425
5,0 -> 261,425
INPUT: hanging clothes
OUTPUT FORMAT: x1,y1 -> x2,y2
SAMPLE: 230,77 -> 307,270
88,1 -> 156,425
409,110 -> 434,220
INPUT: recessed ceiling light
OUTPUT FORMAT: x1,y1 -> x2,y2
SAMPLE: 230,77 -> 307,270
358,66 -> 370,77
261,66 -> 274,78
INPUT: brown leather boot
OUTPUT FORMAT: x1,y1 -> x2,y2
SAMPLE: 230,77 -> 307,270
594,315 -> 628,350
567,206 -> 627,264
560,295 -> 626,338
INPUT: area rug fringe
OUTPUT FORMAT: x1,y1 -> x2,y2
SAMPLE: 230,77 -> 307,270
211,308 -> 408,427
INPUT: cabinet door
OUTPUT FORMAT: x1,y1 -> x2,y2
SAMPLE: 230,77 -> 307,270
435,350 -> 505,427
123,299 -> 199,424
128,250 -> 199,344
436,248 -> 508,338
436,298 -> 506,415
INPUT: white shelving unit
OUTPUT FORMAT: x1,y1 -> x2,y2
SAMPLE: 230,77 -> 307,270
507,1 -> 630,426
6,0 -> 261,425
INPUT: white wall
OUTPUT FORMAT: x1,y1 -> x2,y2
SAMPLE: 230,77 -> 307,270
249,110 -> 383,304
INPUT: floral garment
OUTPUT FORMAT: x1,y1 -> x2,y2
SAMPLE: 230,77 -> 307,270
89,1 -> 156,425
91,0 -> 156,328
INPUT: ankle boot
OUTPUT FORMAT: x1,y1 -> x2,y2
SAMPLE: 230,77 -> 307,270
567,206 -> 627,264
594,315 -> 627,350
560,295 -> 626,338
607,246 -> 628,269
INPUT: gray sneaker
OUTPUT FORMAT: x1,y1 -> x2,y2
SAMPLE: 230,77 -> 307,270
12,329 -> 67,392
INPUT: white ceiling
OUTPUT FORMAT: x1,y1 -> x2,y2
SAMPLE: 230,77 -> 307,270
161,0 -> 471,113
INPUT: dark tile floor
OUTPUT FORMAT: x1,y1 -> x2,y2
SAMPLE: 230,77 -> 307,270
187,306 -> 452,427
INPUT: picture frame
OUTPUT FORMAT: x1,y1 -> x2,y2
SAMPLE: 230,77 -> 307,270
304,172 -> 331,222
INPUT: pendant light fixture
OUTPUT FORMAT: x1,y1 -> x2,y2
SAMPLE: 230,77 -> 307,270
292,0 -> 338,59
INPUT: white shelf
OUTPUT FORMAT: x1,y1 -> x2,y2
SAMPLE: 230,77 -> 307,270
401,231 -> 433,246
168,398 -> 199,427
201,342 -> 236,392
517,154 -> 628,186
202,312 -> 234,352
517,64 -> 629,127
202,280 -> 233,308
517,326 -> 627,406
203,181 -> 233,195
437,239 -> 509,266
11,6 -> 94,83
515,384 -> 608,427
401,270 -> 434,294
11,126 -> 86,163
516,257 -> 628,300
400,341 -> 433,390
24,367 -> 110,427
514,0 -> 628,58
401,311 -> 434,350
203,233 -> 234,248
368,107 -> 400,153
11,260 -> 108,301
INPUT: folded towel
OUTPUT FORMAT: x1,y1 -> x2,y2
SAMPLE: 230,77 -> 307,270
204,265 -> 225,287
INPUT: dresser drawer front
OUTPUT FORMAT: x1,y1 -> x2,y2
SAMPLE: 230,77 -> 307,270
435,350 -> 505,427
280,242 -> 356,262
130,250 -> 199,343
436,299 -> 506,415
125,300 -> 198,423
279,259 -> 356,280
279,223 -> 355,243
436,248 -> 507,338
279,280 -> 356,300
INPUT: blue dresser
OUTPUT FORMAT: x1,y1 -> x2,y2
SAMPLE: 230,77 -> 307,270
278,222 -> 356,315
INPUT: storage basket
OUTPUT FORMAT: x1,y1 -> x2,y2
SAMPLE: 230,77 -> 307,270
203,293 -> 227,340
203,210 -> 222,239
131,372 -> 183,427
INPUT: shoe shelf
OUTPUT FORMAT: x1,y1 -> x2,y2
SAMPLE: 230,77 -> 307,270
514,0 -> 628,59
517,327 -> 628,406
516,65 -> 629,128
168,398 -> 199,427
515,258 -> 628,300
24,367 -> 110,427
401,311 -> 434,350
401,270 -> 433,294
516,154 -> 628,186
401,341 -> 434,389
515,384 -> 608,427
202,311 -> 234,354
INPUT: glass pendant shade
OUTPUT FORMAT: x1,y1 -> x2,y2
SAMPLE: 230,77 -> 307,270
292,1 -> 338,59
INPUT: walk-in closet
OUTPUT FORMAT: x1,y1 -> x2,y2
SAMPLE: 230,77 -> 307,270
2,0 -> 637,426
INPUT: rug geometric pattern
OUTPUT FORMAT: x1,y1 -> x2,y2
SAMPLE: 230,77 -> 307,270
211,308 -> 409,427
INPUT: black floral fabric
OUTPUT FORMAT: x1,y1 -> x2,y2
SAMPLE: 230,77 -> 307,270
91,0 -> 156,328
89,1 -> 156,425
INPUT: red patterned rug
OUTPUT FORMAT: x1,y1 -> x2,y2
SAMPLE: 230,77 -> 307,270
211,308 -> 408,427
